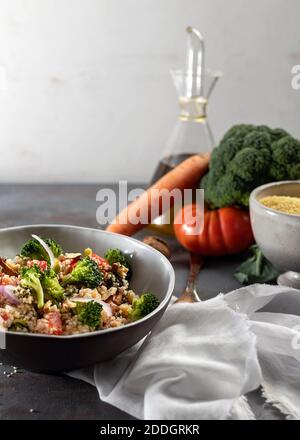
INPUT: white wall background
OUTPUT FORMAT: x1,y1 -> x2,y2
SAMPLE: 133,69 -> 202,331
0,0 -> 299,183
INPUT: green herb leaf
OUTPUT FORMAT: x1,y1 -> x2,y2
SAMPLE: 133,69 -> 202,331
234,245 -> 279,285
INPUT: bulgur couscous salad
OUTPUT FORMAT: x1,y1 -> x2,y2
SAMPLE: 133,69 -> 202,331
0,235 -> 159,335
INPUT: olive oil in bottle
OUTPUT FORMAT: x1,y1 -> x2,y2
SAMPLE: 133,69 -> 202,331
150,153 -> 193,185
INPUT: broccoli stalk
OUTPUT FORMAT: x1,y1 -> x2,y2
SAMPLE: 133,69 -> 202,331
42,268 -> 65,304
104,248 -> 132,280
21,265 -> 44,309
129,293 -> 159,322
201,124 -> 300,208
74,301 -> 102,329
62,257 -> 102,289
20,237 -> 63,262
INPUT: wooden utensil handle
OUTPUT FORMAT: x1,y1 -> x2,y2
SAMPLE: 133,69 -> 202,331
186,253 -> 204,292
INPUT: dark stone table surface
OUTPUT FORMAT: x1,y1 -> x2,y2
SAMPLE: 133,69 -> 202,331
0,184 -> 283,420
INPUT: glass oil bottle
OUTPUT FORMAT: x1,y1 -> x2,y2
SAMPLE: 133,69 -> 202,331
149,26 -> 220,234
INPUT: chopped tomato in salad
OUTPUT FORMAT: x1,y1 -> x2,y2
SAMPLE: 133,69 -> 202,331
44,312 -> 63,335
26,259 -> 48,272
0,276 -> 18,286
91,253 -> 111,271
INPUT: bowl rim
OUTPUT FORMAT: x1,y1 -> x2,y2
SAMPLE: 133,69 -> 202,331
250,180 -> 300,219
0,224 -> 175,340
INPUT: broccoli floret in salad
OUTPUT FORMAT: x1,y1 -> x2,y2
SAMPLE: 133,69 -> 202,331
129,293 -> 159,322
42,268 -> 65,304
20,237 -> 63,262
20,239 -> 45,261
44,238 -> 63,258
20,265 -> 44,309
62,257 -> 102,289
104,248 -> 132,280
74,300 -> 102,329
9,318 -> 29,332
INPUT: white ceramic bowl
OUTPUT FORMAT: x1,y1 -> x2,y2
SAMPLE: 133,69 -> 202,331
250,181 -> 300,287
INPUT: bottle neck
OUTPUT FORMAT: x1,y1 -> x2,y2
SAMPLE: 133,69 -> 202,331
178,96 -> 208,122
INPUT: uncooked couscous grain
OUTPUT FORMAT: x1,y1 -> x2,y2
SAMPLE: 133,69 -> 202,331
260,195 -> 300,215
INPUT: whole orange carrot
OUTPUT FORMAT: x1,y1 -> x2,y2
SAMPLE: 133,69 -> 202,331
106,153 -> 210,236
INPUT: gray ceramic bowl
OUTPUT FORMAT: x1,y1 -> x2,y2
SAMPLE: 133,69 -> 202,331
0,225 -> 175,372
250,181 -> 300,287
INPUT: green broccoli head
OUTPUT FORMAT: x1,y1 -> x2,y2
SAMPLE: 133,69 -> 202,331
220,124 -> 255,144
270,136 -> 300,180
202,173 -> 250,209
129,293 -> 160,322
74,301 -> 102,329
201,124 -> 300,208
62,257 -> 102,288
42,268 -> 65,304
20,237 -> 63,262
228,147 -> 271,183
21,265 -> 44,309
9,318 -> 29,332
269,127 -> 290,142
242,129 -> 271,150
104,248 -> 132,280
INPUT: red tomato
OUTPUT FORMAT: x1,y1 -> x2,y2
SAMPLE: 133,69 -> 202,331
91,253 -> 111,271
69,259 -> 79,271
0,310 -> 9,320
174,204 -> 254,256
44,312 -> 63,335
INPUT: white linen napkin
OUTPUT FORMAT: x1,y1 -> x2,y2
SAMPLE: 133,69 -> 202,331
68,284 -> 300,420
